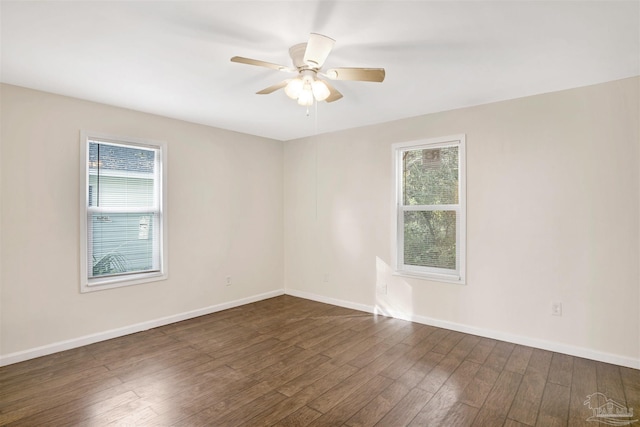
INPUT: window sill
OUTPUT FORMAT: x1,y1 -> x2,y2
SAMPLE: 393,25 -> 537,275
81,271 -> 167,293
392,270 -> 466,285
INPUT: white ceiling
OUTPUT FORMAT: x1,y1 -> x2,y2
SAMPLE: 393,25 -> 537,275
1,1 -> 638,141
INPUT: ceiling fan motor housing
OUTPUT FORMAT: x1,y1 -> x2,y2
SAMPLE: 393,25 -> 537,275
300,69 -> 316,82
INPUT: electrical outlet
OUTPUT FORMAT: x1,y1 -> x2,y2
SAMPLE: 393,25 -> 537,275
379,282 -> 387,295
323,274 -> 330,283
226,276 -> 232,286
551,302 -> 562,316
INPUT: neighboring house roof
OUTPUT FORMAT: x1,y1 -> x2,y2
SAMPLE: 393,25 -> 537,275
89,141 -> 154,174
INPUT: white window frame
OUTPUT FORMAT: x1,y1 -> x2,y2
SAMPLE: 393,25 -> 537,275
392,134 -> 466,284
80,131 -> 168,293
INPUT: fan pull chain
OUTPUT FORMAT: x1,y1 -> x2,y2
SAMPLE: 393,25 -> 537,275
314,100 -> 318,135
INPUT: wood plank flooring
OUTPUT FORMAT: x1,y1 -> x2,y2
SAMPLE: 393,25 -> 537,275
1,295 -> 638,426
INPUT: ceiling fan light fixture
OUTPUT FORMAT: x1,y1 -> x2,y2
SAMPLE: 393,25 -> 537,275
284,78 -> 303,99
311,79 -> 330,101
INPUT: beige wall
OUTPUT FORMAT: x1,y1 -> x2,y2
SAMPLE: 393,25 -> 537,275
284,77 -> 639,365
0,84 -> 284,356
2,77 -> 638,367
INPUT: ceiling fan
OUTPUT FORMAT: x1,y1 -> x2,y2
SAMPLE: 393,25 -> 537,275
230,33 -> 385,106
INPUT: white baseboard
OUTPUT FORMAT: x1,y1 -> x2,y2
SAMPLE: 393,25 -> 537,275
3,288 -> 638,370
0,289 -> 284,367
393,310 -> 640,370
284,288 -> 376,314
286,288 -> 640,370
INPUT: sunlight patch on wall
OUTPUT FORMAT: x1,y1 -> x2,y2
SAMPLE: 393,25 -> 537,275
375,256 -> 414,320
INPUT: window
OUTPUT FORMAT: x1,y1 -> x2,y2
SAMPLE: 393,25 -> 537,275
392,135 -> 466,283
80,131 -> 167,292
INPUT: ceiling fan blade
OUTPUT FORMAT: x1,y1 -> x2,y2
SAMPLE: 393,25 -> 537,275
230,56 -> 293,72
303,33 -> 335,68
322,80 -> 343,103
325,67 -> 386,82
256,80 -> 290,95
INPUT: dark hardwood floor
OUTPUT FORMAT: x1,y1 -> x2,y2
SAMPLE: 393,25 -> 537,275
1,295 -> 638,426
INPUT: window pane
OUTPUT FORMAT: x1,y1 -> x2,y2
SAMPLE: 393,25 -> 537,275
82,134 -> 166,292
403,146 -> 458,205
89,142 -> 156,208
404,210 -> 457,269
89,212 -> 159,277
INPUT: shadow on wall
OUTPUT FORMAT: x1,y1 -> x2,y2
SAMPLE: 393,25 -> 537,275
375,256 -> 415,321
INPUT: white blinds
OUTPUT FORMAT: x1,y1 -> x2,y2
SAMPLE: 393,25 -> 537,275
87,140 -> 161,279
401,145 -> 460,271
403,146 -> 459,206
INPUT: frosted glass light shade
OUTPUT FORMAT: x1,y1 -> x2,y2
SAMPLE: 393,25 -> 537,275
311,80 -> 330,101
297,88 -> 314,106
285,78 -> 303,99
